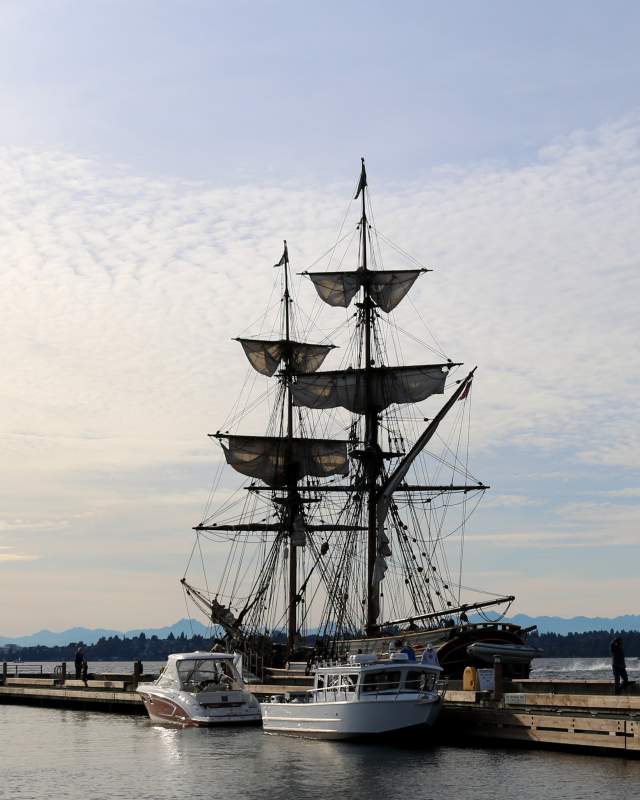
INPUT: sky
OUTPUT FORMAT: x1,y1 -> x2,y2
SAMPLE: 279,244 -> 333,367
1,1 -> 639,636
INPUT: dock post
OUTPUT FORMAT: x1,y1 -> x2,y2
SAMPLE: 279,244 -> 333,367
493,656 -> 503,701
61,662 -> 67,683
133,660 -> 142,689
1,662 -> 6,685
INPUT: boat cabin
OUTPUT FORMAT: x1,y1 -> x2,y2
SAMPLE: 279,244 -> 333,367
311,653 -> 442,703
153,652 -> 243,694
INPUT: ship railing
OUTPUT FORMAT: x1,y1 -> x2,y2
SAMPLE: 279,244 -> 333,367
242,650 -> 265,683
307,679 -> 440,703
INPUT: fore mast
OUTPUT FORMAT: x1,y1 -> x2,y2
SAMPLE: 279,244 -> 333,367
280,240 -> 303,656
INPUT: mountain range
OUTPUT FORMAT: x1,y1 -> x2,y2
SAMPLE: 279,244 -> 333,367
1,614 -> 639,647
0,618 -> 210,647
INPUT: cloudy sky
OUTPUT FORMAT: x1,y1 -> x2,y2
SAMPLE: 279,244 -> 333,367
1,1 -> 639,636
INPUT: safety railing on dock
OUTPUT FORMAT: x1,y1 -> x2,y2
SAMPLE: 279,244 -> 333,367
3,663 -> 45,677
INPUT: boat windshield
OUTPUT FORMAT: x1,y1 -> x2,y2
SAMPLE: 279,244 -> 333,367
360,669 -> 402,693
176,658 -> 239,693
404,669 -> 436,692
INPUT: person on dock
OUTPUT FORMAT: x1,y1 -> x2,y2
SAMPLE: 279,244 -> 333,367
81,656 -> 89,687
611,636 -> 630,693
74,646 -> 84,679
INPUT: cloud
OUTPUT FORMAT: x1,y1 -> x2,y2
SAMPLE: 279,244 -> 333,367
0,547 -> 39,563
480,494 -> 540,509
596,488 -> 640,498
2,117 -> 640,626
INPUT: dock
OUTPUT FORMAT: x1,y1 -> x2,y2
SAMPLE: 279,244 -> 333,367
442,676 -> 640,754
2,662 -> 638,755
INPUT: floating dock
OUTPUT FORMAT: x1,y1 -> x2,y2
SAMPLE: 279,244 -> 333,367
1,662 -> 638,755
443,683 -> 640,754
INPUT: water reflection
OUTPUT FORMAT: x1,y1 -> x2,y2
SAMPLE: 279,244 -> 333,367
2,705 -> 640,800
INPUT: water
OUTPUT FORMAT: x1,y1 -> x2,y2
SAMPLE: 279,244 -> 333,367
2,704 -> 639,800
531,657 -> 640,681
11,656 -> 640,681
2,658 -> 640,800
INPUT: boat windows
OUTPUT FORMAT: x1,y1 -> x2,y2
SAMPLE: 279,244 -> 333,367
360,670 -> 402,693
177,659 -> 237,693
340,673 -> 359,693
155,667 -> 178,690
404,670 -> 436,692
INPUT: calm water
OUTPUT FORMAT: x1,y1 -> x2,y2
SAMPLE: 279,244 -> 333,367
2,658 -> 640,800
2,704 -> 640,800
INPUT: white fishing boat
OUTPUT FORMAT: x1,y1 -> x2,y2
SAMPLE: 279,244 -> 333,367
261,653 -> 443,740
137,652 -> 261,726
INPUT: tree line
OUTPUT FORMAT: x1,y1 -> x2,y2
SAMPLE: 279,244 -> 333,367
0,631 -> 214,663
528,629 -> 639,658
1,628 -> 638,663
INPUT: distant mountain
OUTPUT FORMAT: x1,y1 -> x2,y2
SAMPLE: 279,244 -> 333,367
507,614 -> 640,635
0,618 -> 210,647
2,614 -> 639,647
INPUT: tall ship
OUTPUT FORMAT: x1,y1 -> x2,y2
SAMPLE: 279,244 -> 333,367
181,160 -> 534,680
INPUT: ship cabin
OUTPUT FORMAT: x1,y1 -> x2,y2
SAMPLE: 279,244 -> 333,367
310,653 -> 443,703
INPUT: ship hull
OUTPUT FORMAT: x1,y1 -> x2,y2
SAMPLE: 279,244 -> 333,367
338,623 -> 534,678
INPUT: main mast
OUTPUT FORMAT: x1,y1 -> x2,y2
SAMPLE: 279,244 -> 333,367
357,159 -> 381,636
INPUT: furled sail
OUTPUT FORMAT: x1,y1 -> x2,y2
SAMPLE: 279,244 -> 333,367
306,269 -> 424,312
236,338 -> 334,377
291,364 -> 448,414
217,434 -> 349,486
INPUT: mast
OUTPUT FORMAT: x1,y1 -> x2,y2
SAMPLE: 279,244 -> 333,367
281,241 -> 299,656
357,158 -> 381,635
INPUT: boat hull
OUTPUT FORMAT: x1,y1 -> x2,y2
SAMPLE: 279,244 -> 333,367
260,696 -> 442,740
138,688 -> 262,727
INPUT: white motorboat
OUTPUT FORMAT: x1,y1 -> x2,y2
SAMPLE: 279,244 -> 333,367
261,653 -> 444,740
137,651 -> 261,726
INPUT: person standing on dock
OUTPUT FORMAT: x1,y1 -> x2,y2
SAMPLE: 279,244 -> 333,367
611,636 -> 629,693
74,646 -> 84,679
81,656 -> 89,687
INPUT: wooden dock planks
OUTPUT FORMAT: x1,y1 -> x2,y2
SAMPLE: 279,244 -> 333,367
443,692 -> 640,753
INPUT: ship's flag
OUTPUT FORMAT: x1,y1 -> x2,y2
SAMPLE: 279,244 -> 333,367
354,158 -> 367,199
458,379 -> 472,401
273,240 -> 288,267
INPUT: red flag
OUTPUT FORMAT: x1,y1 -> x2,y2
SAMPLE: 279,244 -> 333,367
458,380 -> 472,401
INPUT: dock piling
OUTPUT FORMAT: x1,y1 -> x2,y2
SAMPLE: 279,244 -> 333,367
492,656 -> 503,701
